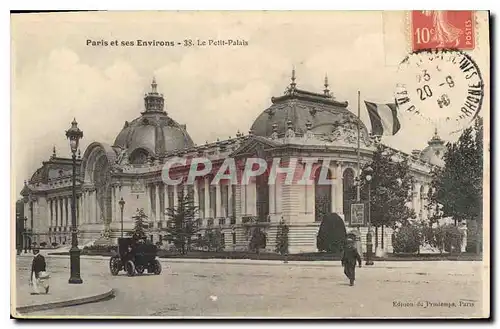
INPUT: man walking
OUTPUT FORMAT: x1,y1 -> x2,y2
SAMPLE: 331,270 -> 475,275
341,238 -> 362,286
29,248 -> 49,294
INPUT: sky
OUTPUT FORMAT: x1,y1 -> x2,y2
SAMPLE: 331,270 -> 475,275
11,11 -> 490,197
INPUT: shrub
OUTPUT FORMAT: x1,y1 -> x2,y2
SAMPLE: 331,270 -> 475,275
441,225 -> 464,253
39,242 -> 47,247
249,228 -> 267,253
83,245 -> 117,253
316,213 -> 346,253
392,225 -> 421,253
275,220 -> 289,255
51,242 -> 58,247
421,224 -> 464,253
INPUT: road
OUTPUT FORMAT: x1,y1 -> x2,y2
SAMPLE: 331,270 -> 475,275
15,256 -> 486,318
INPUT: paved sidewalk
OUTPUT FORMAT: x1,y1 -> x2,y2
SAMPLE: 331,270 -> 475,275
17,252 -> 482,269
13,270 -> 114,316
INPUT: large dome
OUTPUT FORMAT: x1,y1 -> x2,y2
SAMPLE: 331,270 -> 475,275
113,78 -> 194,162
250,72 -> 371,145
420,129 -> 446,167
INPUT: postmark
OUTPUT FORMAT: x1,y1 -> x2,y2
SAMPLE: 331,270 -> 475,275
395,49 -> 484,127
411,11 -> 475,51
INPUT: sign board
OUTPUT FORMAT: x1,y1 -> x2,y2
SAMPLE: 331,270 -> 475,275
350,203 -> 365,226
131,179 -> 146,194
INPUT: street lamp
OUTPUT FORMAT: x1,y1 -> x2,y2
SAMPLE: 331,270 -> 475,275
66,118 -> 84,284
364,165 -> 374,266
119,197 -> 125,238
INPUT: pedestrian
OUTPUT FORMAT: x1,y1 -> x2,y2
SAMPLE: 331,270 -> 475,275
341,237 -> 362,286
29,248 -> 50,294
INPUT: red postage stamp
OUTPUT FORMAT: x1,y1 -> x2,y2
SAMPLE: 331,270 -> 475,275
411,11 -> 475,51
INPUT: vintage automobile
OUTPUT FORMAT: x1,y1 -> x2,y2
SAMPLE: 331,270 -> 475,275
109,237 -> 162,276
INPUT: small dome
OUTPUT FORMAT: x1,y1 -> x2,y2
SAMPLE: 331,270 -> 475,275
113,78 -> 194,161
420,129 -> 446,166
250,71 -> 370,145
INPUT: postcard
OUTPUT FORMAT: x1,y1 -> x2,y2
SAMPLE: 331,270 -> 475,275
11,11 -> 490,318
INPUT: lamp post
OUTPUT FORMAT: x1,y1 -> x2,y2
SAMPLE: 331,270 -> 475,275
66,118 -> 84,284
23,216 -> 28,254
364,166 -> 374,266
119,197 -> 125,238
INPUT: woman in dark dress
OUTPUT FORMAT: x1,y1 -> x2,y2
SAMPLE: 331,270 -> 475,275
341,238 -> 362,286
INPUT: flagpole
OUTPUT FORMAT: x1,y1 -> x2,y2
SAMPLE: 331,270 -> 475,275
356,90 -> 361,202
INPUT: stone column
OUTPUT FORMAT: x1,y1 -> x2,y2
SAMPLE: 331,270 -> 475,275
204,177 -> 210,218
173,184 -> 178,209
60,197 -> 64,228
193,181 -> 199,214
95,190 -> 99,223
216,182 -> 222,218
145,184 -> 152,220
82,191 -> 87,224
155,183 -> 161,222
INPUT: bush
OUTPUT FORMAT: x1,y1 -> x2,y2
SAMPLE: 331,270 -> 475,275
392,225 -> 421,253
422,224 -> 464,253
249,228 -> 267,252
39,242 -> 47,247
275,220 -> 289,255
441,225 -> 464,253
316,213 -> 346,253
51,242 -> 58,247
83,245 -> 117,253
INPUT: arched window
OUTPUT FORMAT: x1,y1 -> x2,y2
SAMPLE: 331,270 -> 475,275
315,166 -> 332,222
129,148 -> 150,165
342,168 -> 355,216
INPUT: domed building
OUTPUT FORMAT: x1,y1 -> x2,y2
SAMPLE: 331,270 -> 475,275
419,129 -> 446,167
19,73 -> 445,253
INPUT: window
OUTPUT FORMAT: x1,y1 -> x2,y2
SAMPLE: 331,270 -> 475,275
159,184 -> 165,220
256,173 -> 269,222
231,185 -> 237,220
167,185 -> 174,210
198,180 -> 205,218
209,184 -> 217,218
316,166 -> 333,222
150,235 -> 154,243
232,232 -> 236,245
221,183 -> 229,217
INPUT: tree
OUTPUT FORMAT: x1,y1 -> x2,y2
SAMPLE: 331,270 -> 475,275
129,208 -> 149,240
163,187 -> 199,254
392,225 -> 421,253
275,219 -> 289,255
201,227 -> 225,252
316,213 -> 346,253
360,144 -> 416,249
249,228 -> 267,253
430,117 -> 483,253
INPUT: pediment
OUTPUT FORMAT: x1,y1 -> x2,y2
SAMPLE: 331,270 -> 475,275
229,136 -> 279,158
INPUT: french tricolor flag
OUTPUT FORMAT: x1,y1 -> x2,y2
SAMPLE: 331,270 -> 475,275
364,101 -> 401,136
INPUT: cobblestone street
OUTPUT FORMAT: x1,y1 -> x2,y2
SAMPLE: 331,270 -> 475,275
14,256 -> 485,318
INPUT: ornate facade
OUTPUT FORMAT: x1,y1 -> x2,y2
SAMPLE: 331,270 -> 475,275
19,74 -> 446,253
